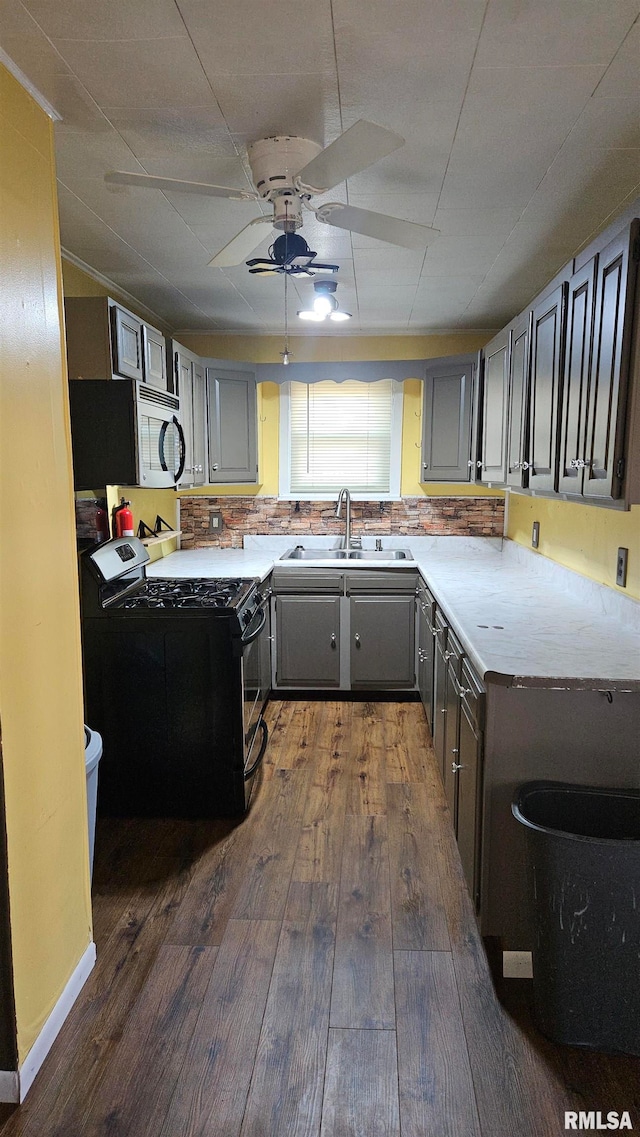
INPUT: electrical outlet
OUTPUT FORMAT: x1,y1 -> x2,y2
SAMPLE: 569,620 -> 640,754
208,510 -> 223,533
532,521 -> 540,549
616,547 -> 628,587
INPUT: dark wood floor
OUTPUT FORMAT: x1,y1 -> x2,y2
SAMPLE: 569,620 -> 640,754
1,700 -> 638,1136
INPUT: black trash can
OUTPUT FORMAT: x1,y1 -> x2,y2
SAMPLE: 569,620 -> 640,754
512,780 -> 640,1056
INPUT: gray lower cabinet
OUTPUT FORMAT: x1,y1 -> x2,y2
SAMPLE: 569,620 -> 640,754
275,595 -> 340,687
271,570 -> 416,691
350,595 -> 415,688
432,610 -> 449,776
447,658 -> 484,909
416,582 -> 435,730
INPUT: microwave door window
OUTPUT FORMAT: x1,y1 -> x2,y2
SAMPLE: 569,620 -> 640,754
138,413 -> 184,486
159,417 -> 186,481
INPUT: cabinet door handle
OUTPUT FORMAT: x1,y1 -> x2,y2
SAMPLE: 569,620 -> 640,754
444,650 -> 455,661
459,687 -> 473,697
452,762 -> 463,772
354,633 -> 361,647
212,463 -> 219,471
330,632 -> 337,649
521,461 -> 531,470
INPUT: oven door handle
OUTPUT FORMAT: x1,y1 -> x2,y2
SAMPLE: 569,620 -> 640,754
244,717 -> 268,780
241,607 -> 267,645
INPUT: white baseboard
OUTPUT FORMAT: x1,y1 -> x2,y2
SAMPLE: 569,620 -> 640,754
0,941 -> 96,1103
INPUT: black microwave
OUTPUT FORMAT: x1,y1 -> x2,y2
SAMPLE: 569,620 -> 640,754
69,379 -> 185,489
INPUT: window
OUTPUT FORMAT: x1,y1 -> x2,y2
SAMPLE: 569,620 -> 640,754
279,379 -> 403,498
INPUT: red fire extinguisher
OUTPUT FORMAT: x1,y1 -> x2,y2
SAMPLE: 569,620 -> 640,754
114,498 -> 134,538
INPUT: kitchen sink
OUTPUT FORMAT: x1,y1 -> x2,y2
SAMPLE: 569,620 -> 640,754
280,546 -> 413,562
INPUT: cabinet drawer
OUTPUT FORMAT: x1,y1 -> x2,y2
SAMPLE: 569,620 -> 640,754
346,571 -> 417,594
271,570 -> 343,594
459,658 -> 485,730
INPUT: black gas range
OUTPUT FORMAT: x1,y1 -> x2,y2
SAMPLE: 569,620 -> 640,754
80,537 -> 270,818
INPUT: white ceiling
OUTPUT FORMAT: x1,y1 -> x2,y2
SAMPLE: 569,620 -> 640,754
2,0 -> 639,336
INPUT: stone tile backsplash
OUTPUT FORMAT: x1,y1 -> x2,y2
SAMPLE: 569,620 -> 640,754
178,496 -> 504,548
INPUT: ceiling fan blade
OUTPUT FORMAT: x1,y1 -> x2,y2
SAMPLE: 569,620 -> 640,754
105,170 -> 257,201
208,218 -> 276,267
295,120 -> 404,192
316,203 -> 439,250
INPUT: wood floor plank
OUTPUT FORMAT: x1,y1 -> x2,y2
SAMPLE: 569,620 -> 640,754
240,882 -> 337,1137
320,1028 -> 400,1137
77,944 -> 217,1137
346,702 -> 387,816
293,704 -> 350,883
165,820 -> 249,947
158,919 -> 281,1137
395,949 -> 482,1137
330,814 -> 395,1030
276,699 -> 322,769
230,768 -> 310,921
387,782 -> 450,951
1,863 -> 195,1137
384,702 -> 430,783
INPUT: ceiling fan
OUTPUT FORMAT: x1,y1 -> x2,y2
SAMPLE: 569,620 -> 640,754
105,119 -> 440,268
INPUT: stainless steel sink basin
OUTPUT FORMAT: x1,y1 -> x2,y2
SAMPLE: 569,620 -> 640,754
280,546 -> 412,562
282,547 -> 348,560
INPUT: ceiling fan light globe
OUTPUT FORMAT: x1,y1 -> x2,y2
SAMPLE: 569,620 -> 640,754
313,295 -> 333,316
298,309 -> 324,321
329,309 -> 351,321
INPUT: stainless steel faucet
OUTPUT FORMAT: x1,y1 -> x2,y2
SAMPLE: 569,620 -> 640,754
335,487 -> 351,549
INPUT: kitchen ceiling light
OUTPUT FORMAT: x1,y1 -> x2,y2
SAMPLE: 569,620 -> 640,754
298,279 -> 352,323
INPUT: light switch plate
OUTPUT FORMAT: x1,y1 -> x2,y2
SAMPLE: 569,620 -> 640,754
532,521 -> 540,549
616,547 -> 628,587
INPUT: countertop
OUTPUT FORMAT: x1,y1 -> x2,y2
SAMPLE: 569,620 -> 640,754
147,536 -> 640,692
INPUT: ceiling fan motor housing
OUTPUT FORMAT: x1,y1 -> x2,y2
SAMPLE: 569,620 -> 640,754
248,135 -> 321,230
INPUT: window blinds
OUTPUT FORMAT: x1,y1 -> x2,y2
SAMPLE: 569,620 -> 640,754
289,379 -> 394,493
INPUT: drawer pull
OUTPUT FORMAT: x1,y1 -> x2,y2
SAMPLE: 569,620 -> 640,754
330,633 -> 337,649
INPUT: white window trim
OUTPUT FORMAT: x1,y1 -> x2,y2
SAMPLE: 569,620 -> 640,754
278,379 -> 404,500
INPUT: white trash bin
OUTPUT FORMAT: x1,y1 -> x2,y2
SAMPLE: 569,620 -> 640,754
84,726 -> 102,881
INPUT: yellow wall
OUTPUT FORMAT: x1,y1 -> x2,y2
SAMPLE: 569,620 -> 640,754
507,494 -> 640,601
0,66 -> 92,1061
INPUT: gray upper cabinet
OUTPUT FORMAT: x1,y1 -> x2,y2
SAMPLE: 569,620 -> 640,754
65,296 -> 169,391
557,257 -> 597,496
421,355 -> 475,482
207,367 -> 258,484
582,223 -> 638,501
478,328 -> 509,484
112,306 -> 144,381
142,323 -> 168,391
505,311 -> 532,490
173,345 -> 209,488
527,280 -> 567,493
